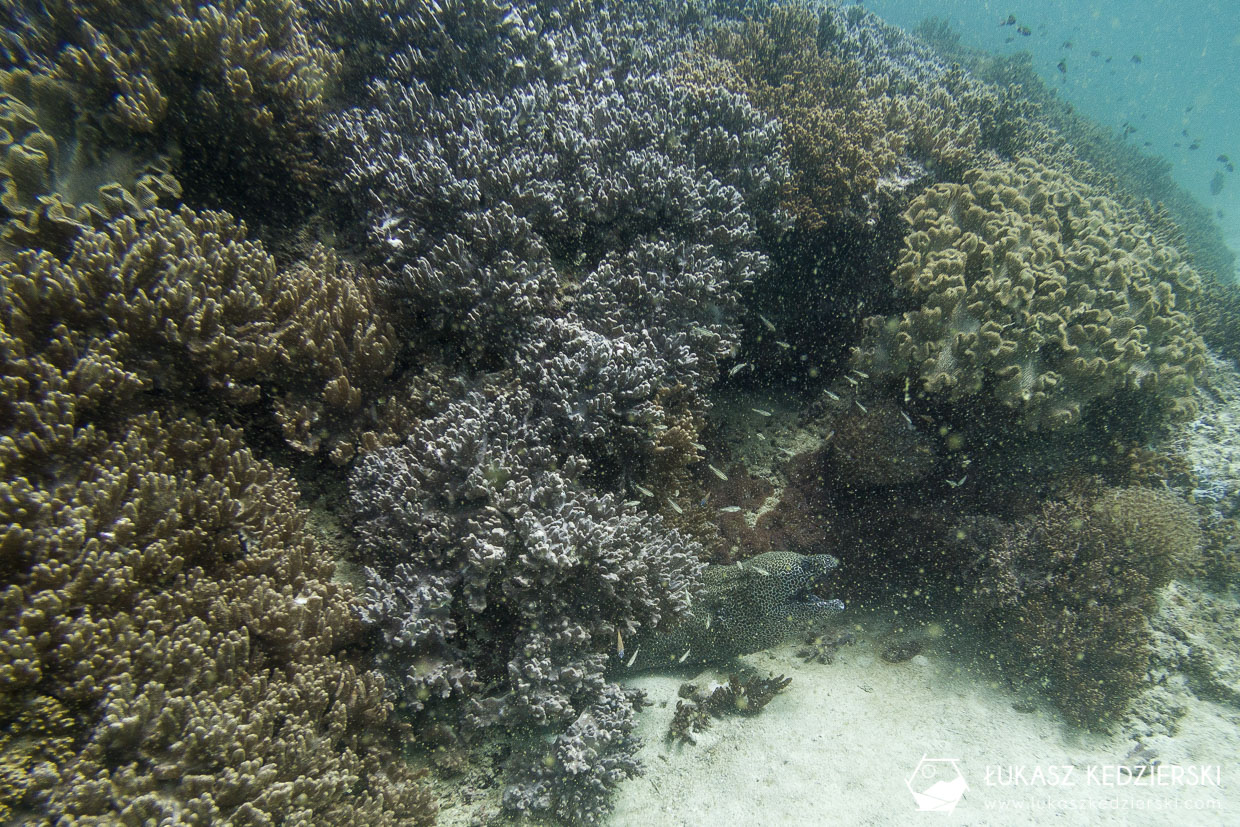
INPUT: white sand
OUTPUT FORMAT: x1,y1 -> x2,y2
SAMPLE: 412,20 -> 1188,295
611,634 -> 1239,826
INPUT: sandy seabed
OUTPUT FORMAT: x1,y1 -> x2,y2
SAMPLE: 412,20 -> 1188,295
610,627 -> 1239,827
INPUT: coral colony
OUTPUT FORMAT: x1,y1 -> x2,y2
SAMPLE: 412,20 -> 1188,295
1,0 -> 1238,824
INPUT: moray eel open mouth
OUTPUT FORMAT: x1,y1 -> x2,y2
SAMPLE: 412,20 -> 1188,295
790,553 -> 844,613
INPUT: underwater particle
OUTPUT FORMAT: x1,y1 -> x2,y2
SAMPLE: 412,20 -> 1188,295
751,407 -> 772,417
708,463 -> 729,481
1212,172 -> 1225,196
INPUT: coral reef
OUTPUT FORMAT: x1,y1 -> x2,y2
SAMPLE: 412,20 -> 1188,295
502,683 -> 647,825
827,396 -> 938,488
0,202 -> 433,821
960,485 -> 1202,728
856,158 -> 1207,430
689,1 -> 996,229
351,389 -> 704,724
3,204 -> 400,463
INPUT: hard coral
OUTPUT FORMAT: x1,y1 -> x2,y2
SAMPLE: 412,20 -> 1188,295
0,206 -> 432,822
962,485 -> 1201,728
856,158 -> 1207,429
4,205 -> 398,462
691,2 -> 983,230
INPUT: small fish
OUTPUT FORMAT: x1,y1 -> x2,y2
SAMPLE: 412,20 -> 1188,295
729,361 -> 749,377
1190,142 -> 1201,151
900,410 -> 913,426
692,442 -> 707,451
999,14 -> 1016,26
623,500 -> 641,508
719,506 -> 742,513
705,615 -> 712,630
851,369 -> 869,379
1056,60 -> 1066,74
1211,172 -> 1225,196
1228,163 -> 1236,173
1130,54 -> 1142,64
755,433 -> 766,441
678,647 -> 692,663
1219,155 -> 1231,163
823,390 -> 840,402
1017,25 -> 1031,36
1090,50 -> 1100,57
946,475 -> 968,489
776,341 -> 791,349
634,483 -> 654,497
616,629 -> 625,656
708,463 -> 729,481
626,646 -> 641,668
824,430 -> 835,441
758,314 -> 776,332
667,498 -> 684,514
752,407 -> 773,417
855,400 -> 868,414
750,566 -> 770,576
845,375 -> 858,386
1062,40 -> 1073,49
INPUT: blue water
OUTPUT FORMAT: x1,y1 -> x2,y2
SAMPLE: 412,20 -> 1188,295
867,0 -> 1240,278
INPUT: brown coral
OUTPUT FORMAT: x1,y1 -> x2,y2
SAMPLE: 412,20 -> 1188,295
0,0 -> 338,222
0,207 -> 432,821
855,158 -> 1207,429
962,485 -> 1202,728
0,69 -> 180,256
4,206 -> 398,462
684,3 -> 981,230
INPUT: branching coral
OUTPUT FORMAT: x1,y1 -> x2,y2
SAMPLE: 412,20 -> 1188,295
686,2 -> 984,230
4,205 -> 398,462
855,158 -> 1207,429
962,485 -> 1201,728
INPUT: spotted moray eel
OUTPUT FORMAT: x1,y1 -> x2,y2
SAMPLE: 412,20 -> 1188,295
620,551 -> 843,671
